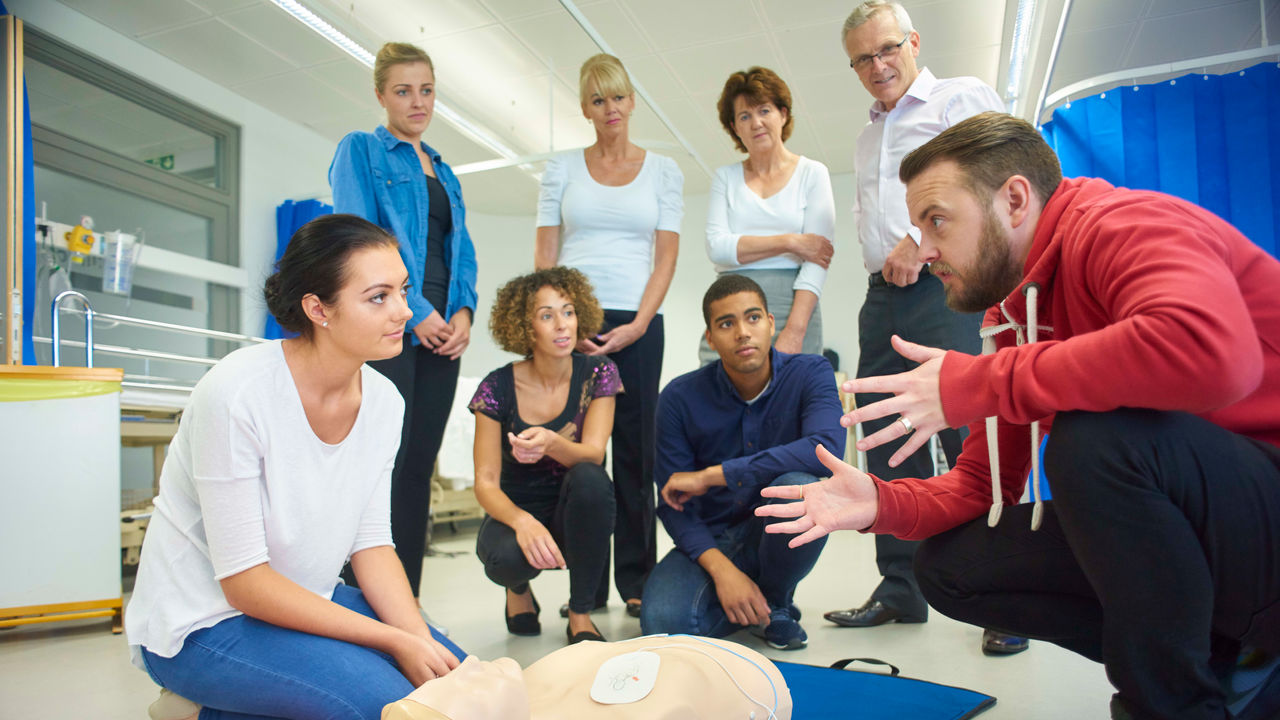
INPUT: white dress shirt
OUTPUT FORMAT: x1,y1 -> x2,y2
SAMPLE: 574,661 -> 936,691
853,67 -> 1003,273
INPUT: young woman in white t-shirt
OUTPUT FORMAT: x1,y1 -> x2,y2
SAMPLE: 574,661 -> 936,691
127,215 -> 463,720
702,66 -> 836,365
533,53 -> 684,619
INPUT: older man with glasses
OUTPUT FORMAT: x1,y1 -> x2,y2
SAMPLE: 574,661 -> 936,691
826,0 -> 1027,656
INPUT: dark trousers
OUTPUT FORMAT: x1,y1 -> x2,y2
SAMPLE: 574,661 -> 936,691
596,309 -> 662,603
640,472 -> 827,636
916,409 -> 1280,720
856,271 -> 981,616
366,336 -> 460,597
475,463 -> 616,614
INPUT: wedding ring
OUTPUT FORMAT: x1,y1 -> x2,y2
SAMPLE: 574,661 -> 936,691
897,416 -> 914,433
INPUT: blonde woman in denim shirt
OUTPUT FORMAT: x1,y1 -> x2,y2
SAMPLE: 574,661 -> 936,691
329,42 -> 478,607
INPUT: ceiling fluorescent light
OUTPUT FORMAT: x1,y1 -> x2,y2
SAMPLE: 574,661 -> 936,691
268,0 -> 374,66
267,0 -> 522,164
1005,0 -> 1037,115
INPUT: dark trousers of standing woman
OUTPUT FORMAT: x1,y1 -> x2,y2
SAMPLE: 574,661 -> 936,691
856,269 -> 981,617
365,334 -> 460,597
916,409 -> 1280,720
475,463 -> 616,613
593,309 -> 663,605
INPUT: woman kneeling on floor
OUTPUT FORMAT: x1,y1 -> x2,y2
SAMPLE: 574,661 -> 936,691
126,214 -> 464,720
470,267 -> 620,644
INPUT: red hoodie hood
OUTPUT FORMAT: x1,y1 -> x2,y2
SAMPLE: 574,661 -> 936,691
992,176 -> 1117,330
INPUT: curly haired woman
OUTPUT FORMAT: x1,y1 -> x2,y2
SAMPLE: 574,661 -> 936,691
469,267 -> 621,644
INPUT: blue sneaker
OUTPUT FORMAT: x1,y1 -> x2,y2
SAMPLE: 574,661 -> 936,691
764,608 -> 807,650
1226,649 -> 1280,720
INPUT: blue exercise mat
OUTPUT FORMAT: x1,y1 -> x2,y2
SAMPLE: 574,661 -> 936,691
776,659 -> 996,719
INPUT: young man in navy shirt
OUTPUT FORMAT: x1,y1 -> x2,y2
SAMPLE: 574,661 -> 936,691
640,275 -> 844,649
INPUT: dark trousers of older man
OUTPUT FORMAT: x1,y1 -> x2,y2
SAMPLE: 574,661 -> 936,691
916,408 -> 1280,720
856,268 -> 981,618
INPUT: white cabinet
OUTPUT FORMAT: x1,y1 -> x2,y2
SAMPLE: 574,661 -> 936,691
0,365 -> 124,631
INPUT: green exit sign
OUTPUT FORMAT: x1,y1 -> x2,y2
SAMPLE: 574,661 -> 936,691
146,154 -> 175,171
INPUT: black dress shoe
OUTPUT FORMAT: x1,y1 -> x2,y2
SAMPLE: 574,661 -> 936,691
982,629 -> 1029,655
823,600 -> 926,628
505,590 -> 541,636
625,599 -> 643,618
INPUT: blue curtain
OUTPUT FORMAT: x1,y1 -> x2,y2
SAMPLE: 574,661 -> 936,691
1041,61 -> 1279,258
5,2 -> 37,363
264,199 -> 332,339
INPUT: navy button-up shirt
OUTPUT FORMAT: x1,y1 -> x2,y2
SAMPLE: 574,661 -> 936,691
655,349 -> 845,560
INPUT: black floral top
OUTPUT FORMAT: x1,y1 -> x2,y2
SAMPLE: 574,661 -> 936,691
469,354 -> 623,505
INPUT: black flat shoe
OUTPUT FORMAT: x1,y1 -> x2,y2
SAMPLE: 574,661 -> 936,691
567,620 -> 605,645
506,590 -> 541,636
625,599 -> 642,618
823,600 -> 926,628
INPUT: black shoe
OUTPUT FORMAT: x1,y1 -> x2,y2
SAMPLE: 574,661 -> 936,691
559,600 -> 607,618
505,590 -> 541,636
625,599 -> 643,618
981,629 -> 1029,655
567,619 -> 606,644
824,600 -> 926,628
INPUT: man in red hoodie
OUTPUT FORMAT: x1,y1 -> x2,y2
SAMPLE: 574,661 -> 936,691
758,111 -> 1280,720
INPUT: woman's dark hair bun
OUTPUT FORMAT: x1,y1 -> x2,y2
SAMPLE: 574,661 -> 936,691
263,214 -> 397,339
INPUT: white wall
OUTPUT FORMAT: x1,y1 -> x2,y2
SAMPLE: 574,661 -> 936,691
459,170 -> 869,388
11,0 -> 870,390
9,0 -> 339,338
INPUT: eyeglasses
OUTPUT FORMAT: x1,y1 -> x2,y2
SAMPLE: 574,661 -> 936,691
850,36 -> 910,71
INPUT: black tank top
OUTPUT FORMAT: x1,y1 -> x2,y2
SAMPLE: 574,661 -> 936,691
422,173 -> 452,313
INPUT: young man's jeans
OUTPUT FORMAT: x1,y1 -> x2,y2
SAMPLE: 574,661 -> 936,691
640,472 -> 827,637
142,584 -> 465,720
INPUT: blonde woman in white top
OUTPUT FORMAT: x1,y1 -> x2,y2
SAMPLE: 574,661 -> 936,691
702,66 -> 835,364
127,215 -> 462,720
534,53 -> 684,620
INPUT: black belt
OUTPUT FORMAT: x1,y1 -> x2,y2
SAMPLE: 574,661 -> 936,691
869,265 -> 930,288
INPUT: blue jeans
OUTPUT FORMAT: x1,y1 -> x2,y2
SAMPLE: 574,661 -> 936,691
141,584 -> 467,720
640,472 -> 827,637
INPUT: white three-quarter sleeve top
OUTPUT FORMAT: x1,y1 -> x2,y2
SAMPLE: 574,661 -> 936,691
705,156 -> 835,298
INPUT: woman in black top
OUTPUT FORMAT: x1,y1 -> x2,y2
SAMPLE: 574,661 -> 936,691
470,268 -> 621,644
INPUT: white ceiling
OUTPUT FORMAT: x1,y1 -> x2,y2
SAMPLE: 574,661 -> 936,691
44,0 -> 1280,214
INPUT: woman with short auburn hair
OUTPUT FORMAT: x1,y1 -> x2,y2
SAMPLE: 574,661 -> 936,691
702,66 -> 835,364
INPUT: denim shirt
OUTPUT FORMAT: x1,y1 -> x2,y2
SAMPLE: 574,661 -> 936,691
329,126 -> 478,342
654,350 -> 845,560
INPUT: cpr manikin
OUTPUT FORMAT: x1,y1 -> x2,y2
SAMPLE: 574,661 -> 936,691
382,635 -> 793,720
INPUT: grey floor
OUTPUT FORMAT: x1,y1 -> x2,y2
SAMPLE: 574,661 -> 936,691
0,524 -> 1114,719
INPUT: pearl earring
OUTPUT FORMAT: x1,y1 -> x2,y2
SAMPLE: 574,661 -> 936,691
322,321 -> 329,327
